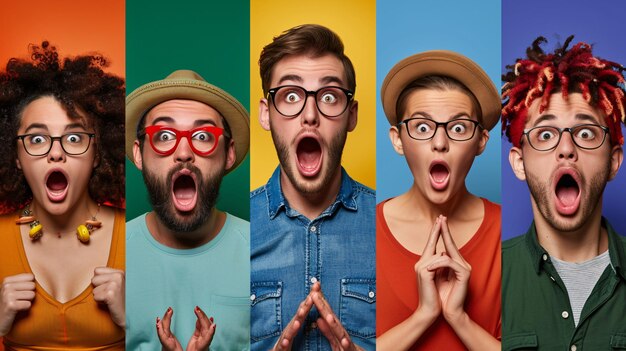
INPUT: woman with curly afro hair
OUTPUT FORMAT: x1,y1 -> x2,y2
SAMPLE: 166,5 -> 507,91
0,42 -> 126,350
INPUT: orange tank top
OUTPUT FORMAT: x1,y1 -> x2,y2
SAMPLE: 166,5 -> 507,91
0,208 -> 125,351
376,198 -> 501,350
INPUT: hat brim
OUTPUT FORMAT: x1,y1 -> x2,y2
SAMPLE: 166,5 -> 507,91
381,50 -> 500,130
126,78 -> 250,174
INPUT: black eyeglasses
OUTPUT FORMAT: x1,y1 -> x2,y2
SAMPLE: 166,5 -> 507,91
396,117 -> 483,141
16,132 -> 95,156
521,124 -> 610,151
267,85 -> 354,117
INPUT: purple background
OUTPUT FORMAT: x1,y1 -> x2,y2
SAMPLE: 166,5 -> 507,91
502,0 -> 626,239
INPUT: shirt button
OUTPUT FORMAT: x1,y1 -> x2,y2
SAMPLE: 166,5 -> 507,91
250,294 -> 256,301
550,276 -> 555,282
562,311 -> 569,319
570,345 -> 577,351
368,291 -> 375,298
310,226 -> 317,233
311,322 -> 317,329
310,277 -> 318,284
542,254 -> 548,261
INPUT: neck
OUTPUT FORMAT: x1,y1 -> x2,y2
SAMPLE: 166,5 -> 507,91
147,207 -> 224,249
280,166 -> 343,220
30,194 -> 97,235
532,199 -> 607,262
401,183 -> 476,221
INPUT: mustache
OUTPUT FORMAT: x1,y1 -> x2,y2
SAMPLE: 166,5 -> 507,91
167,162 -> 203,186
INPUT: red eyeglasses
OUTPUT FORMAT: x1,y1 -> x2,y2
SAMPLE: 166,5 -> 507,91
144,125 -> 229,156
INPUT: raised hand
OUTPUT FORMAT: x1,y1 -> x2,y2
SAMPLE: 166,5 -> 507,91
413,216 -> 444,321
311,282 -> 364,351
157,307 -> 183,351
0,273 -> 36,336
272,294 -> 314,350
427,216 -> 471,323
157,307 -> 216,351
186,306 -> 216,351
92,267 -> 126,328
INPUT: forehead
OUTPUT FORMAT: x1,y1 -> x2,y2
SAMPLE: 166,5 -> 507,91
526,93 -> 606,126
145,99 -> 223,127
19,95 -> 87,130
271,53 -> 347,88
403,89 -> 476,121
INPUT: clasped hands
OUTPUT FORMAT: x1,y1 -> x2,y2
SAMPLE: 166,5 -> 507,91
414,215 -> 472,325
156,306 -> 216,351
273,282 -> 363,351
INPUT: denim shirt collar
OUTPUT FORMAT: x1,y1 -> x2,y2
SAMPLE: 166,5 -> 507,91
525,217 -> 626,279
265,166 -> 358,219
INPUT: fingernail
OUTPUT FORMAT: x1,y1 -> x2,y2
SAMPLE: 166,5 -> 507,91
195,305 -> 200,311
156,317 -> 160,324
210,317 -> 214,322
167,307 -> 172,312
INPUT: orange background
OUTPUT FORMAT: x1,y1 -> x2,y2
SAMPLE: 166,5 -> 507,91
0,1 -> 124,349
0,1 -> 125,77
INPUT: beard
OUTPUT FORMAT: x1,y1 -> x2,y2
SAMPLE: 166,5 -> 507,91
270,125 -> 347,195
142,162 -> 224,233
525,163 -> 610,232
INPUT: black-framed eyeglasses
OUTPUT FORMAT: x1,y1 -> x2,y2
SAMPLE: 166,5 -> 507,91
396,117 -> 483,141
267,85 -> 354,118
16,132 -> 95,156
521,124 -> 610,151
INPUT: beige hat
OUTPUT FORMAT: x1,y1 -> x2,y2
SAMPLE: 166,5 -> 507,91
381,50 -> 500,130
126,69 -> 250,173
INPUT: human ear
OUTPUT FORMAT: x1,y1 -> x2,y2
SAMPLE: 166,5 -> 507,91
347,100 -> 358,132
509,146 -> 526,181
389,126 -> 404,156
132,140 -> 143,171
259,98 -> 271,131
608,144 -> 623,181
225,139 -> 236,171
476,129 -> 490,155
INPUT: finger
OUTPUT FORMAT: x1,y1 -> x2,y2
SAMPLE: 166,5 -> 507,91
94,267 -> 123,275
316,317 -> 342,349
312,291 -> 351,347
277,296 -> 313,350
12,290 -> 36,301
3,281 -> 36,292
194,305 -> 211,331
203,323 -> 217,348
91,271 -> 124,287
156,317 -> 167,344
439,217 -> 462,261
162,307 -> 174,338
3,273 -> 35,283
311,281 -> 321,292
427,256 -> 466,275
422,216 -> 442,257
8,300 -> 32,312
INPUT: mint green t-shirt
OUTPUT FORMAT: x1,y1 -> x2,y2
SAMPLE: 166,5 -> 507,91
126,213 -> 250,350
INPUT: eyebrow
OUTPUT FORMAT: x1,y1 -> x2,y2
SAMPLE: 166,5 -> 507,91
409,112 -> 473,121
151,116 -> 217,128
23,122 -> 86,134
532,113 -> 601,127
276,75 -> 345,88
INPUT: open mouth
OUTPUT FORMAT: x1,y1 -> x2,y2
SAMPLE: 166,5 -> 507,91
171,169 -> 198,212
45,170 -> 69,202
296,137 -> 322,177
554,171 -> 581,216
429,162 -> 450,191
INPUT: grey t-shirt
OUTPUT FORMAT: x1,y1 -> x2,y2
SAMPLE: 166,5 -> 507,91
552,250 -> 610,326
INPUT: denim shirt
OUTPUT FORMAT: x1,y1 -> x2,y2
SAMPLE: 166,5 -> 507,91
250,167 -> 376,351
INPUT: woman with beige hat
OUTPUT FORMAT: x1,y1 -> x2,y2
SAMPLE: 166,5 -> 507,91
376,51 -> 501,350
0,42 -> 126,350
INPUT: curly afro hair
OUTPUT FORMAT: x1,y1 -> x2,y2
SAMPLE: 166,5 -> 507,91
0,41 -> 125,213
502,35 -> 625,147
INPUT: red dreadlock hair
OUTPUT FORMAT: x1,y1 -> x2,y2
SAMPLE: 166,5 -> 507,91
502,35 -> 626,147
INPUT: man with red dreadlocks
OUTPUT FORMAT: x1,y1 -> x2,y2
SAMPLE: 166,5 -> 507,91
502,36 -> 626,350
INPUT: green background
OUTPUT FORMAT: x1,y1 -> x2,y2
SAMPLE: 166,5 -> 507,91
126,0 -> 250,221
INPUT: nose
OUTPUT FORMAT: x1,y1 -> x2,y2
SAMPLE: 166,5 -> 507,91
174,136 -> 195,163
431,125 -> 449,152
47,139 -> 66,163
300,94 -> 320,127
555,130 -> 578,162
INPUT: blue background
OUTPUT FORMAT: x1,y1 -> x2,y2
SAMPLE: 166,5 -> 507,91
376,0 -> 502,204
502,0 -> 626,239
